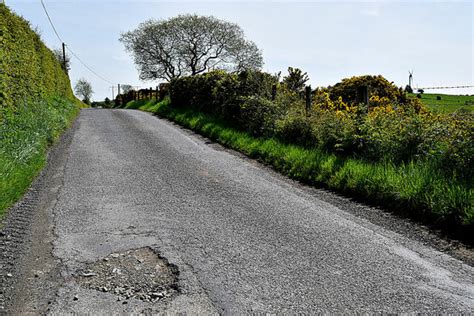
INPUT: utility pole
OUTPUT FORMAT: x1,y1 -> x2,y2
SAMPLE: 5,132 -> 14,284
110,86 -> 115,100
62,42 -> 67,73
117,84 -> 121,97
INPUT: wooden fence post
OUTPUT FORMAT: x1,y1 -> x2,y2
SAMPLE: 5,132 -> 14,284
356,86 -> 369,105
305,86 -> 312,116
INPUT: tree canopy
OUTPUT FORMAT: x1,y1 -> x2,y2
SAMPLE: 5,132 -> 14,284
120,14 -> 263,81
74,78 -> 93,104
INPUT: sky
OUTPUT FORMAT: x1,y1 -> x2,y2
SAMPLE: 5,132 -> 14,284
6,0 -> 474,101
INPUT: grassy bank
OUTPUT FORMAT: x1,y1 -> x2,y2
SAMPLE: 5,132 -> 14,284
0,4 -> 81,218
0,97 -> 79,218
130,98 -> 473,242
408,93 -> 474,113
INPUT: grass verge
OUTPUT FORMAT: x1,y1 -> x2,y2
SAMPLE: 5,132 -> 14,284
0,97 -> 80,219
127,98 -> 473,243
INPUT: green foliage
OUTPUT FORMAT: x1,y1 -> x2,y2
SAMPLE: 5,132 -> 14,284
275,111 -> 316,147
310,109 -> 358,154
169,69 -> 279,124
0,5 -> 80,218
0,97 -> 78,216
282,67 -> 309,93
0,4 -> 74,120
74,78 -> 93,105
168,71 -> 472,179
330,75 -> 398,101
239,96 -> 281,136
125,99 -> 156,110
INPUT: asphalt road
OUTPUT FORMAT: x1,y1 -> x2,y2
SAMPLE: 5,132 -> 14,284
3,109 -> 474,313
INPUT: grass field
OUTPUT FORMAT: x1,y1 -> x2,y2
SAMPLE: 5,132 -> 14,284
408,93 -> 474,113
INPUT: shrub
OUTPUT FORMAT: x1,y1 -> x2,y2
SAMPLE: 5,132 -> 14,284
311,109 -> 358,154
439,112 -> 474,181
169,70 -> 280,126
275,112 -> 316,147
329,75 -> 399,105
359,110 -> 427,162
236,70 -> 279,99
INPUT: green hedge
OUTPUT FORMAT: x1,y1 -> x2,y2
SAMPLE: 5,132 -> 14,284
169,70 -> 279,124
0,4 -> 75,118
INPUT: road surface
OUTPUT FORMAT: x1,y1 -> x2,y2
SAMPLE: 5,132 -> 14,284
1,109 -> 473,313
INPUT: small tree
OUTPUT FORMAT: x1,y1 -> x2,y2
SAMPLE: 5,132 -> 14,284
74,79 -> 93,104
53,47 -> 71,72
282,67 -> 309,93
120,14 -> 263,81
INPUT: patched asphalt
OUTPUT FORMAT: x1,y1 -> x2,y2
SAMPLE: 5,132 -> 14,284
2,108 -> 473,313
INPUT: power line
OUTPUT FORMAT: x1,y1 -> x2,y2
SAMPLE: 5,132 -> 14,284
66,46 -> 114,84
39,0 -> 114,85
418,85 -> 474,90
40,0 -> 62,43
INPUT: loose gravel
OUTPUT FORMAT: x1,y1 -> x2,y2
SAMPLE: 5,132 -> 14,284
76,248 -> 179,302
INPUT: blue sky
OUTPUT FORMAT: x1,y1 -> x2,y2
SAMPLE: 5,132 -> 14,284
7,0 -> 473,100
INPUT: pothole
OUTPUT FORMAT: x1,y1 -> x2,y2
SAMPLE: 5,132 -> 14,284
75,247 -> 179,302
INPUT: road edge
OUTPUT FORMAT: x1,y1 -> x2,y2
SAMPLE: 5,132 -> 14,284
0,114 -> 80,313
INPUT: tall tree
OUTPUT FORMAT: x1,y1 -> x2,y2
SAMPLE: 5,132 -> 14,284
120,14 -> 263,81
74,79 -> 93,104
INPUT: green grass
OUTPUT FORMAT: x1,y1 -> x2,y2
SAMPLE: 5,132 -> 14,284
125,99 -> 473,240
408,93 -> 474,113
0,97 -> 79,219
